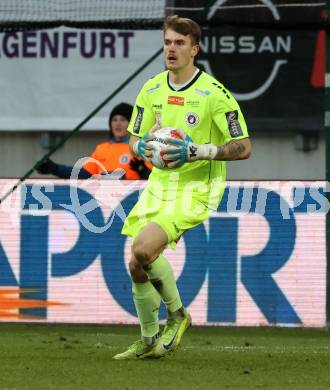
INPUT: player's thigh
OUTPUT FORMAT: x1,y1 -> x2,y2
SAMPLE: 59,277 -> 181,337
132,221 -> 168,263
150,197 -> 211,248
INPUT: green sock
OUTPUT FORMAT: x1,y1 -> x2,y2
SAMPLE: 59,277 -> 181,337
145,255 -> 183,313
132,281 -> 161,338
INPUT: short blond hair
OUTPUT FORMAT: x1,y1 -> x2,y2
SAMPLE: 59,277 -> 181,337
163,15 -> 201,45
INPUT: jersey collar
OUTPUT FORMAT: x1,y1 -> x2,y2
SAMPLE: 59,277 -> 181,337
167,69 -> 203,92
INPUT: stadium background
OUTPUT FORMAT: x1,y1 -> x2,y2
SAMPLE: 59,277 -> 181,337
0,0 -> 327,328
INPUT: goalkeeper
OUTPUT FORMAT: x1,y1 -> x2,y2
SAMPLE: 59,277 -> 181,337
114,15 -> 251,360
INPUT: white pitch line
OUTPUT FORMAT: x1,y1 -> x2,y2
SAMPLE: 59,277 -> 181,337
181,345 -> 330,354
96,343 -> 330,354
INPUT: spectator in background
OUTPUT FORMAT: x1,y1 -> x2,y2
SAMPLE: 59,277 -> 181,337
37,102 -> 151,180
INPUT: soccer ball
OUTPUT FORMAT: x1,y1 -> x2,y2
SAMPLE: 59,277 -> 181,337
149,128 -> 181,169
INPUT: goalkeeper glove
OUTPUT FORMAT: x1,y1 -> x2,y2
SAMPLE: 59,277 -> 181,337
163,128 -> 217,168
132,119 -> 162,161
132,132 -> 156,161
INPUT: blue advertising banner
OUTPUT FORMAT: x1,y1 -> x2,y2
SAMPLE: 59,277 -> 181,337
0,179 -> 327,326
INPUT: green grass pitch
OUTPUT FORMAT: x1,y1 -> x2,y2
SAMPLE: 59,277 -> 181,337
0,324 -> 329,389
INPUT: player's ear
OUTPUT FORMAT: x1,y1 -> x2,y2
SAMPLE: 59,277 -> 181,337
192,44 -> 199,58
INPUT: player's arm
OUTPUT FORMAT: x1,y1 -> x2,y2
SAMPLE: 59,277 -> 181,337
129,133 -> 156,161
127,86 -> 160,161
128,114 -> 161,161
164,129 -> 251,167
129,135 -> 141,156
210,137 -> 251,161
130,134 -> 153,161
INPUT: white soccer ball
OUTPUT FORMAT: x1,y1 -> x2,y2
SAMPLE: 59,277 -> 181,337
149,128 -> 181,169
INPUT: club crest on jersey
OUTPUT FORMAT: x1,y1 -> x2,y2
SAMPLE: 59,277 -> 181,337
119,154 -> 130,164
168,96 -> 185,106
226,110 -> 243,137
185,112 -> 200,128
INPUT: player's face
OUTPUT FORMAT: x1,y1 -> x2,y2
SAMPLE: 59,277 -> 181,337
163,29 -> 199,72
111,115 -> 129,140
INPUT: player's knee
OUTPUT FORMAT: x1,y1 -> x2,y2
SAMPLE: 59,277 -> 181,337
132,241 -> 152,265
128,259 -> 141,277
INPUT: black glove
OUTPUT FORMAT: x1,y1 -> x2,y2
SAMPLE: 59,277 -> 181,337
129,157 -> 151,179
36,158 -> 58,174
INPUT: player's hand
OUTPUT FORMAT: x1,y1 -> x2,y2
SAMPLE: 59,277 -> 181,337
133,133 -> 155,161
132,120 -> 161,161
163,128 -> 217,168
162,128 -> 195,168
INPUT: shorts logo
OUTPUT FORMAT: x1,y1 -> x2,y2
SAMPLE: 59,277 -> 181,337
120,154 -> 130,164
172,222 -> 180,234
168,96 -> 185,106
133,106 -> 144,134
226,110 -> 243,137
185,112 -> 200,128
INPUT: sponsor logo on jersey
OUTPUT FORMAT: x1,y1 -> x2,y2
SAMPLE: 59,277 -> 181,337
119,154 -> 130,164
195,88 -> 211,97
155,111 -> 162,127
186,100 -> 200,107
168,96 -> 185,106
226,110 -> 243,137
185,112 -> 200,127
146,83 -> 160,94
133,106 -> 144,134
152,103 -> 163,110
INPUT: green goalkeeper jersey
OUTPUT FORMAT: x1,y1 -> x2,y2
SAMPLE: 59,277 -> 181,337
128,69 -> 249,204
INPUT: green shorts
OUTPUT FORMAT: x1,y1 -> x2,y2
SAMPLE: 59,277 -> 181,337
122,185 -> 222,247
